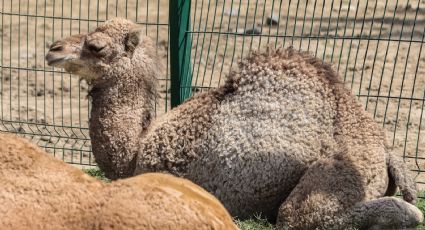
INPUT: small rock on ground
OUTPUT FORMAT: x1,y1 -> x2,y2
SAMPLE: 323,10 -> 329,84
266,14 -> 279,26
238,27 -> 262,35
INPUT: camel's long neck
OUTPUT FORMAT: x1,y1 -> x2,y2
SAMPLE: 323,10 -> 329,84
89,74 -> 156,179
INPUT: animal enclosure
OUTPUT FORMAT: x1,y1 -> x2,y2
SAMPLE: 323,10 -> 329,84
1,0 -> 425,186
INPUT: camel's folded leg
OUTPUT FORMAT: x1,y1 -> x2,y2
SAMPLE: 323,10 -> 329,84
385,152 -> 417,204
278,196 -> 423,230
276,154 -> 362,229
276,153 -> 423,230
349,196 -> 423,230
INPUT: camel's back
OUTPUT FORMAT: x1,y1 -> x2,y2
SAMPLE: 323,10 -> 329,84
188,51 -> 339,219
198,49 -> 339,161
99,173 -> 237,230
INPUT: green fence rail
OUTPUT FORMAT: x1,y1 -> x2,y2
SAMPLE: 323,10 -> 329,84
169,0 -> 193,107
1,0 -> 425,189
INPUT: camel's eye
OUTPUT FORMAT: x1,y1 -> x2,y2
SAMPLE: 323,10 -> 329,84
88,43 -> 106,53
49,45 -> 63,52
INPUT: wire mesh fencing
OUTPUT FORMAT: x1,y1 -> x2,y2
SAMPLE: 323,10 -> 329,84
0,0 -> 170,165
185,0 -> 425,186
1,0 -> 425,188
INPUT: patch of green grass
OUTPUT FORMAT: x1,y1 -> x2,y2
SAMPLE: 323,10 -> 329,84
82,168 -> 110,182
416,194 -> 425,229
236,215 -> 276,230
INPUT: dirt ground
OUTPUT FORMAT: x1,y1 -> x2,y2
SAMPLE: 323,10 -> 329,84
1,0 -> 425,184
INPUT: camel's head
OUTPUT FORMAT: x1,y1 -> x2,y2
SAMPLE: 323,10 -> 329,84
45,34 -> 85,73
46,18 -> 149,84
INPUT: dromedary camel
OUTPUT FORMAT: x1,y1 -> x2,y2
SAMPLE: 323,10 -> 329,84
0,133 -> 237,229
45,18 -> 422,229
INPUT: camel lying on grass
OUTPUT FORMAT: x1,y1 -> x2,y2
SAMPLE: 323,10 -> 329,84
46,18 -> 423,229
0,133 -> 237,230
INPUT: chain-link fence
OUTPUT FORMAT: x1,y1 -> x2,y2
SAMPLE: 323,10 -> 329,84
1,0 -> 424,187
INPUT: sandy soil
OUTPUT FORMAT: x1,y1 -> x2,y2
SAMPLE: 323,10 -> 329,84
1,0 -> 424,184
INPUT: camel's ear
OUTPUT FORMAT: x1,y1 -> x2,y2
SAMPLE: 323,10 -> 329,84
125,27 -> 143,53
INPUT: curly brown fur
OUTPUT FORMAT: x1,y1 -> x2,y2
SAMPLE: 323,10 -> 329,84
273,49 -> 421,228
46,19 -> 159,179
0,133 -> 237,230
46,18 -> 420,228
276,149 -> 422,229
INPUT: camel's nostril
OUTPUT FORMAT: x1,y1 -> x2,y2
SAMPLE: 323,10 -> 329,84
45,54 -> 53,63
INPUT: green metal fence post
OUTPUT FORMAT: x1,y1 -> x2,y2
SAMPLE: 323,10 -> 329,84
169,0 -> 193,108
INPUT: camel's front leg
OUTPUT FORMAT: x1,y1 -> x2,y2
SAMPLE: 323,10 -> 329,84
385,152 -> 417,204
